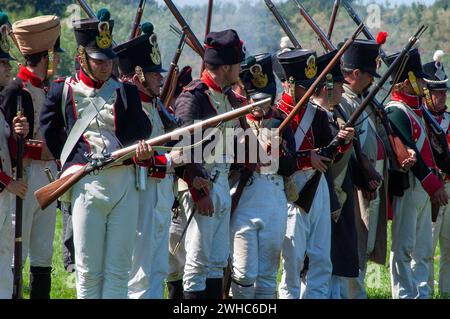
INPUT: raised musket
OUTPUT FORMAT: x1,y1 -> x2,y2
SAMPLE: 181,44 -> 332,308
161,31 -> 186,106
163,0 -> 205,59
34,98 -> 271,210
170,24 -> 203,57
201,0 -> 214,73
129,0 -> 147,40
12,96 -> 24,299
264,0 -> 302,48
294,25 -> 428,213
327,0 -> 341,39
294,0 -> 411,169
278,24 -> 364,134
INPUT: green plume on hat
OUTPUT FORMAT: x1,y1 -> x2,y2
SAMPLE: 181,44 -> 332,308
141,22 -> 154,35
96,8 -> 110,22
244,56 -> 256,67
0,12 -> 9,26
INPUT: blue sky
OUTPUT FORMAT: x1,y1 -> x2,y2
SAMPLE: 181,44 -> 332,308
156,0 -> 436,7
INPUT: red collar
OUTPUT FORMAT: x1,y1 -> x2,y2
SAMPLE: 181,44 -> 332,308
391,91 -> 421,109
78,68 -> 104,89
17,65 -> 44,88
138,90 -> 154,103
201,70 -> 222,93
277,92 -> 295,115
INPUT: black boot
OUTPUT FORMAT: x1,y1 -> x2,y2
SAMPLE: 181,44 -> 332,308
183,290 -> 206,299
167,280 -> 184,299
30,266 -> 52,299
205,278 -> 223,299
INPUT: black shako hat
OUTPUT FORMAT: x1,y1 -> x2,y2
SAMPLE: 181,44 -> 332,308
73,8 -> 116,60
422,50 -> 449,91
340,39 -> 381,78
316,49 -> 348,84
276,49 -> 318,88
204,29 -> 245,65
240,53 -> 277,100
114,22 -> 166,76
385,48 -> 427,83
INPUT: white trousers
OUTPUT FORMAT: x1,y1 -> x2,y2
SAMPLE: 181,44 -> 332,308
230,173 -> 287,299
71,166 -> 139,299
19,160 -> 57,267
0,192 -> 14,299
183,170 -> 231,293
168,204 -> 187,282
428,182 -> 450,297
278,171 -> 332,299
128,176 -> 175,299
390,172 -> 433,299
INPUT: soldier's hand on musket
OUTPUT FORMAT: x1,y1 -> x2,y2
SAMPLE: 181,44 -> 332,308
135,140 -> 154,161
431,186 -> 449,207
12,115 -> 29,136
400,148 -> 416,170
195,195 -> 214,217
337,127 -> 355,143
6,180 -> 28,199
310,149 -> 331,173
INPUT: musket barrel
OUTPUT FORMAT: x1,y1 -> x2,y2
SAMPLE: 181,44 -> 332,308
163,0 -> 205,58
35,98 -> 270,209
264,0 -> 302,48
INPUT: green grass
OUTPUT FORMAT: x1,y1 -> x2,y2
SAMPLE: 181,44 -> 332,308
20,213 -> 443,299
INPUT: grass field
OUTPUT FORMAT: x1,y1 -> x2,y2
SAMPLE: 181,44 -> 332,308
20,210 -> 443,299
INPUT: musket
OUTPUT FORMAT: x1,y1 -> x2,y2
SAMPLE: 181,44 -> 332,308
294,25 -> 428,213
201,0 -> 214,73
34,98 -> 270,210
170,24 -> 203,57
294,0 -> 410,169
161,31 -> 186,106
341,0 -> 387,60
163,0 -> 205,59
129,0 -> 147,40
292,0 -> 329,51
12,95 -> 24,299
205,0 -> 213,38
327,0 -> 340,39
264,0 -> 302,49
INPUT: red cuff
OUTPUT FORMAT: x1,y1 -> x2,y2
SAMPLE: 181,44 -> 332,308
24,142 -> 43,160
0,171 -> 13,188
148,155 -> 168,179
338,141 -> 352,153
132,155 -> 151,167
421,173 -> 444,196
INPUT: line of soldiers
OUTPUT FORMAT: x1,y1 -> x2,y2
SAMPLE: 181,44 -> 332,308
0,7 -> 449,300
